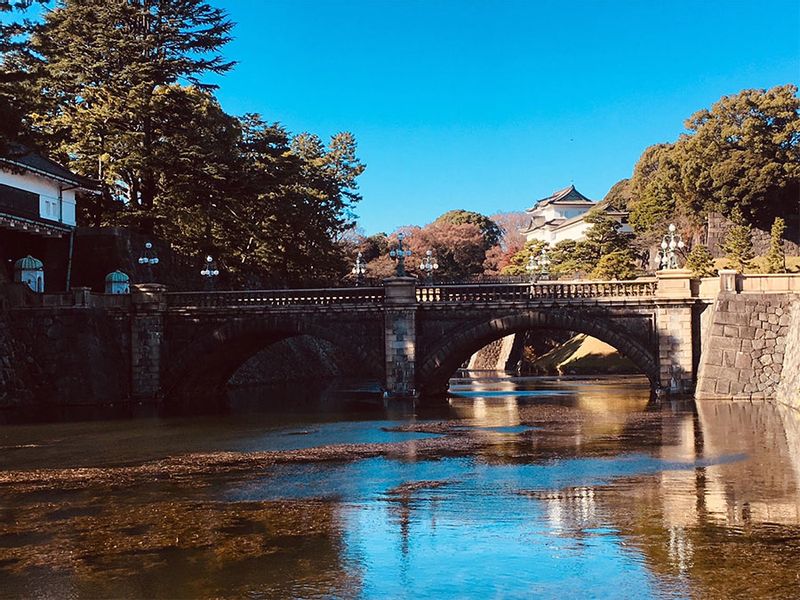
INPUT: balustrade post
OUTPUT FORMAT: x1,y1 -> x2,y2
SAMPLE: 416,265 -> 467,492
383,277 -> 418,398
654,269 -> 695,394
130,283 -> 167,401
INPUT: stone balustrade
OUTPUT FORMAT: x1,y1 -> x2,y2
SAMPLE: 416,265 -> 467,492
166,287 -> 386,308
417,279 -> 658,303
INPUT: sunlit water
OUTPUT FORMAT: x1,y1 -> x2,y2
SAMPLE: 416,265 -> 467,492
1,375 -> 799,599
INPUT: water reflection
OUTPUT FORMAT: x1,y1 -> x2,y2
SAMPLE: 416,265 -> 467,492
0,376 -> 799,598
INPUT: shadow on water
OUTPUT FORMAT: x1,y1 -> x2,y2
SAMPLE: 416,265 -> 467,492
0,373 -> 799,599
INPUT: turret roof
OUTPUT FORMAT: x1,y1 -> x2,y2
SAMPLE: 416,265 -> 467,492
525,184 -> 594,213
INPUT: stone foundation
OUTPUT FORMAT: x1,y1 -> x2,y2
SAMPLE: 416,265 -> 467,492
776,301 -> 800,409
696,293 -> 799,400
706,211 -> 800,257
468,334 -> 516,370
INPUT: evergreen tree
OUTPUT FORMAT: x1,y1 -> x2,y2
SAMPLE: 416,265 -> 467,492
590,250 -> 639,280
720,206 -> 755,273
626,85 -> 800,237
219,117 -> 365,286
500,239 -> 548,276
28,0 -> 234,222
763,217 -> 786,273
582,209 -> 634,258
0,0 -> 45,152
685,244 -> 716,278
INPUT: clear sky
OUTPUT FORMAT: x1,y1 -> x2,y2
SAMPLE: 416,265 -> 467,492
210,0 -> 798,234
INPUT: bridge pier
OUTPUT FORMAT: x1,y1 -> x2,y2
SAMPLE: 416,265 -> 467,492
655,270 -> 695,394
130,283 -> 166,401
383,277 -> 418,397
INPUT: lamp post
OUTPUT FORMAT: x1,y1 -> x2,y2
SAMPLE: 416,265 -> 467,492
537,247 -> 551,281
137,241 -> 159,282
526,247 -> 551,283
418,249 -> 439,282
659,224 -> 685,270
200,255 -> 220,290
389,232 -> 412,276
526,253 -> 538,283
352,251 -> 366,286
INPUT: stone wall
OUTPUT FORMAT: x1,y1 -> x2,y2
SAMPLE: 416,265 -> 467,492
706,211 -> 800,258
0,306 -> 34,408
468,335 -> 515,370
696,292 -> 798,399
776,301 -> 800,409
3,304 -> 130,407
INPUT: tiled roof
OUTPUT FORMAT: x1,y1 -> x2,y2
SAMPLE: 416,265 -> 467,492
0,145 -> 94,188
525,184 -> 594,213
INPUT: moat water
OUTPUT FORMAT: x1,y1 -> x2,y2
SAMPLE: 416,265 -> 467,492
1,375 -> 799,599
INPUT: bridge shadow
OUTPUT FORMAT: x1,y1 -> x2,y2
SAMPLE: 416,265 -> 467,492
161,318 -> 384,412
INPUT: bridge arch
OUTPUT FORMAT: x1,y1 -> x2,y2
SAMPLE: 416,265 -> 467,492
416,309 -> 659,395
162,317 -> 383,405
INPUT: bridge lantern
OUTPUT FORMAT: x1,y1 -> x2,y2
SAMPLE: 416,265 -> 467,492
105,270 -> 130,294
14,255 -> 44,292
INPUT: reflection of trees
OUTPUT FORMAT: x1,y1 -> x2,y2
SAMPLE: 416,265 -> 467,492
0,496 -> 360,599
596,402 -> 800,599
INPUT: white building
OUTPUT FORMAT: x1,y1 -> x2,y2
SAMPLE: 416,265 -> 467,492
520,184 -> 631,246
0,147 -> 90,237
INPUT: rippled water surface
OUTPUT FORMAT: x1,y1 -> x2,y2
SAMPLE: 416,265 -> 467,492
1,375 -> 799,599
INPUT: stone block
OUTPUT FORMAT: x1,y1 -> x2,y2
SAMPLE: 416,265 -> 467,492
698,379 -> 716,394
738,326 -> 756,339
715,379 -> 731,395
722,350 -> 737,367
752,339 -> 765,350
729,381 -> 745,395
723,325 -> 739,337
734,352 -> 751,369
715,336 -> 742,350
759,354 -> 773,366
704,348 -> 723,366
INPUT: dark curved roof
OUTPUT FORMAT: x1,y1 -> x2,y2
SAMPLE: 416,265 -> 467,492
525,184 -> 594,213
0,145 -> 95,188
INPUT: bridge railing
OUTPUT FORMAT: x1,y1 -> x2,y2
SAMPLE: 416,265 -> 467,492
166,287 -> 385,308
416,279 -> 658,303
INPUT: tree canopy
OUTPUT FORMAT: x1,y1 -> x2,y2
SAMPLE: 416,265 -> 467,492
627,85 -> 800,237
0,0 -> 366,287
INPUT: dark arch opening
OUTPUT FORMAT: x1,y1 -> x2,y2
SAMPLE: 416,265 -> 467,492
162,320 -> 383,408
417,310 -> 659,396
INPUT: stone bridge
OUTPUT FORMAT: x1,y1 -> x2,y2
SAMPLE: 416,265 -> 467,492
164,274 -> 705,402
6,270 -> 797,407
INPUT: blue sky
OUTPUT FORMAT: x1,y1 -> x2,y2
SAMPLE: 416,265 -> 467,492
191,2 -> 794,233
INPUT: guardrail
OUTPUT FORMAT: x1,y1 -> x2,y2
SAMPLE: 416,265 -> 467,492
416,279 -> 658,303
166,287 -> 385,308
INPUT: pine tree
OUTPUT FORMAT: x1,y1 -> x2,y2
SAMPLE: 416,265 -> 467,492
763,217 -> 786,273
720,205 -> 755,273
28,0 -> 234,222
589,250 -> 639,280
685,244 -> 716,278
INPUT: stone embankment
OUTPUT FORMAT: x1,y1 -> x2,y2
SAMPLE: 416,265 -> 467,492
776,301 -> 800,410
696,291 -> 799,404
